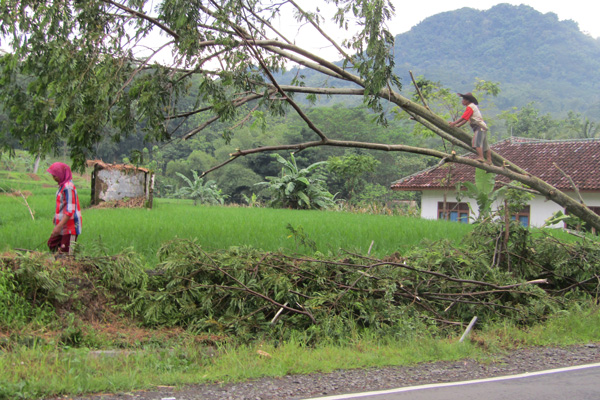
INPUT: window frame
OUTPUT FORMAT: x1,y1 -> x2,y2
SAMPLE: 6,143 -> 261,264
512,205 -> 531,227
438,201 -> 470,224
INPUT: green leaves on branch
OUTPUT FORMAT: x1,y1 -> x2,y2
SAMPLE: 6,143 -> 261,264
0,0 -> 406,169
332,0 -> 400,118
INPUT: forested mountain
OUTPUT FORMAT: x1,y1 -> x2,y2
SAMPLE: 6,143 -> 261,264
392,4 -> 600,116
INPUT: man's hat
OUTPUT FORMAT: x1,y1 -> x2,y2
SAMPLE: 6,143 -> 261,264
458,92 -> 478,105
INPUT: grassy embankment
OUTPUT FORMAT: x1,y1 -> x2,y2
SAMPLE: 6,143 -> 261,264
0,307 -> 598,399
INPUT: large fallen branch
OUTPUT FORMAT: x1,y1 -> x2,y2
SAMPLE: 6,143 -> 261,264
132,237 -> 599,335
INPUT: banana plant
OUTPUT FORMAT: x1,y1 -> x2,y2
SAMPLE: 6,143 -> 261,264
457,168 -> 507,222
175,170 -> 227,205
257,153 -> 335,210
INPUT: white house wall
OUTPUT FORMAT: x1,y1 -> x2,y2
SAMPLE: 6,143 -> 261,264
420,190 -> 600,228
96,168 -> 146,202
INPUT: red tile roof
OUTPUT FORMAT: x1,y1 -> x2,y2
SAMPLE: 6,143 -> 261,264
391,138 -> 600,192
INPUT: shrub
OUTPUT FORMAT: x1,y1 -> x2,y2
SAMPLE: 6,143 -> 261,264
257,153 -> 335,210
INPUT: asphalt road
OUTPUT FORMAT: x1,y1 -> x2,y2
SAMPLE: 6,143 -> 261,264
303,363 -> 600,400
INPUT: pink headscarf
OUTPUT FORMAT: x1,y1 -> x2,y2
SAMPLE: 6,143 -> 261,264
47,162 -> 73,187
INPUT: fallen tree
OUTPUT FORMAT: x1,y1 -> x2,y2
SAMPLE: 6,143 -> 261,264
1,0 -> 600,229
3,223 -> 600,340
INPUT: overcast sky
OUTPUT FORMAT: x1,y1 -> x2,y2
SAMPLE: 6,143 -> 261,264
390,0 -> 600,38
280,1 -> 600,61
2,2 -> 597,63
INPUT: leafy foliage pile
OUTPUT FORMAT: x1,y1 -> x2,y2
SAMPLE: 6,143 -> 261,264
0,249 -> 147,334
134,230 -> 600,341
4,220 -> 600,345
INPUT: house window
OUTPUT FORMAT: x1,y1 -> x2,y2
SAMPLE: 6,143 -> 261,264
511,205 -> 530,227
438,202 -> 469,223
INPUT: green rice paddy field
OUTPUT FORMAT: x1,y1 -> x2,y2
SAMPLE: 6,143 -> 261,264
0,171 -> 474,264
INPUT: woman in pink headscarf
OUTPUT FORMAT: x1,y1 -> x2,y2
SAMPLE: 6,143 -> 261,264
47,162 -> 82,254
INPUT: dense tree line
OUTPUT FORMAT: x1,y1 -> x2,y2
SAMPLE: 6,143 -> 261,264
109,104 -> 434,204
99,96 -> 598,206
1,78 -> 596,207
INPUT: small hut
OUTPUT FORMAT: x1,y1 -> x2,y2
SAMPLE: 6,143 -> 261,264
86,160 -> 154,208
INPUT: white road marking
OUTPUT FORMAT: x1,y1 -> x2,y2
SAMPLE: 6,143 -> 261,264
303,362 -> 600,400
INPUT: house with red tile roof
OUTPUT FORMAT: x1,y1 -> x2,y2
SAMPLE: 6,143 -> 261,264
391,138 -> 600,227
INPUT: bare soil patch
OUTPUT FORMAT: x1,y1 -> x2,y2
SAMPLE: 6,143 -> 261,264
0,190 -> 33,197
90,197 -> 147,208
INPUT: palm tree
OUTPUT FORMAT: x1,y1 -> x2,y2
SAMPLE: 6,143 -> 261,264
580,119 -> 599,139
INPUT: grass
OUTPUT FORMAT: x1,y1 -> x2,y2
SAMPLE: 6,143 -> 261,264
1,304 -> 598,400
2,194 -> 577,264
0,166 -> 578,264
0,160 -> 471,263
1,179 -> 473,264
1,336 -> 474,398
82,204 -> 473,261
482,305 -> 600,347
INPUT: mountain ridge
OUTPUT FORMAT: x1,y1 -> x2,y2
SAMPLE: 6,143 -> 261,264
392,3 -> 600,115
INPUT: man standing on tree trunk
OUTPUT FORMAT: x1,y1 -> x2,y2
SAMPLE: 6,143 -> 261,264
449,92 -> 492,164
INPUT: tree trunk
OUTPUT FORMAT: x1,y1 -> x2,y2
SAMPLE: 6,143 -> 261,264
32,153 -> 41,174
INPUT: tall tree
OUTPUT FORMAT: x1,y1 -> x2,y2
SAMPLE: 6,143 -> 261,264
328,152 -> 379,201
561,112 -> 599,139
1,0 -> 600,230
498,102 -> 558,139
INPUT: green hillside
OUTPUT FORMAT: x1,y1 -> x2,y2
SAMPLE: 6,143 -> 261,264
392,4 -> 600,115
